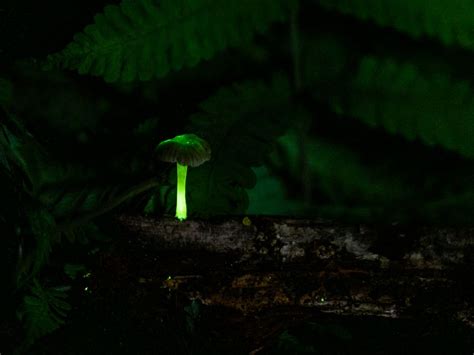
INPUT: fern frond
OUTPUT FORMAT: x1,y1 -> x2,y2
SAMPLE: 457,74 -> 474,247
316,0 -> 474,50
47,0 -> 290,82
18,279 -> 71,348
161,75 -> 292,216
38,177 -> 160,230
323,56 -> 474,159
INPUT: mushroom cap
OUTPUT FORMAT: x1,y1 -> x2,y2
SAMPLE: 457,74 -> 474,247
155,133 -> 211,167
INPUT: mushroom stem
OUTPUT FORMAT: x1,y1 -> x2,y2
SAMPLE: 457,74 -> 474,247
176,162 -> 188,221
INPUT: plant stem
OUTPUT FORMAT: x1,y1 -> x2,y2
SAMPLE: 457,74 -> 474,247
57,177 -> 160,232
176,163 -> 187,221
290,0 -> 302,91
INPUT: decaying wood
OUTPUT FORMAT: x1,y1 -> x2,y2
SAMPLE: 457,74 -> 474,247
113,215 -> 474,328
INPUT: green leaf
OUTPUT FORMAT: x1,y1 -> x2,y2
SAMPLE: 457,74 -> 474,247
143,190 -> 161,215
266,126 -> 474,223
47,0 -> 290,82
321,56 -> 474,160
188,76 -> 292,216
38,177 -> 159,227
18,279 -> 71,348
64,263 -> 87,280
247,166 -> 312,216
316,0 -> 474,51
269,130 -> 416,218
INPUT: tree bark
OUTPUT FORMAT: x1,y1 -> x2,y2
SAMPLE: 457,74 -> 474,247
113,215 -> 474,328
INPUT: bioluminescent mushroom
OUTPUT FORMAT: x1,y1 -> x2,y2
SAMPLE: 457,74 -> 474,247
155,134 -> 211,221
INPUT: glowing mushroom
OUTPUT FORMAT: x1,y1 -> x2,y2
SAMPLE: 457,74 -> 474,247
155,134 -> 211,221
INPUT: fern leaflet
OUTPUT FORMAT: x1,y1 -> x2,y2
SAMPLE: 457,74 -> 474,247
47,0 -> 290,82
322,56 -> 474,160
18,279 -> 71,348
316,0 -> 474,50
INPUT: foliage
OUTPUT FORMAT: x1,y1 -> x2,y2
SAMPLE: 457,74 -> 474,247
63,263 -> 88,280
47,0 -> 290,82
247,165 -> 311,216
160,75 -> 292,216
264,129 -> 416,220
332,56 -> 474,159
2,0 -> 474,350
316,0 -> 474,51
264,124 -> 474,223
10,64 -> 108,147
17,279 -> 71,348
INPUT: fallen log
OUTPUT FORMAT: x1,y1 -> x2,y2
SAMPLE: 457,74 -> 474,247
111,215 -> 473,328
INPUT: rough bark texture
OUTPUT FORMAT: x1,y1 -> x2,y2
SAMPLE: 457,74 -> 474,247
113,215 -> 473,328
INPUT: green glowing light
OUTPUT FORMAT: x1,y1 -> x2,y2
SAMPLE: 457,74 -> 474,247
242,216 -> 252,226
176,163 -> 188,221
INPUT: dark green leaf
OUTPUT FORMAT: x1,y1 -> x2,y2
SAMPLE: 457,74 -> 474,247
47,0 -> 291,82
318,55 -> 474,160
316,0 -> 474,51
18,279 -> 71,348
